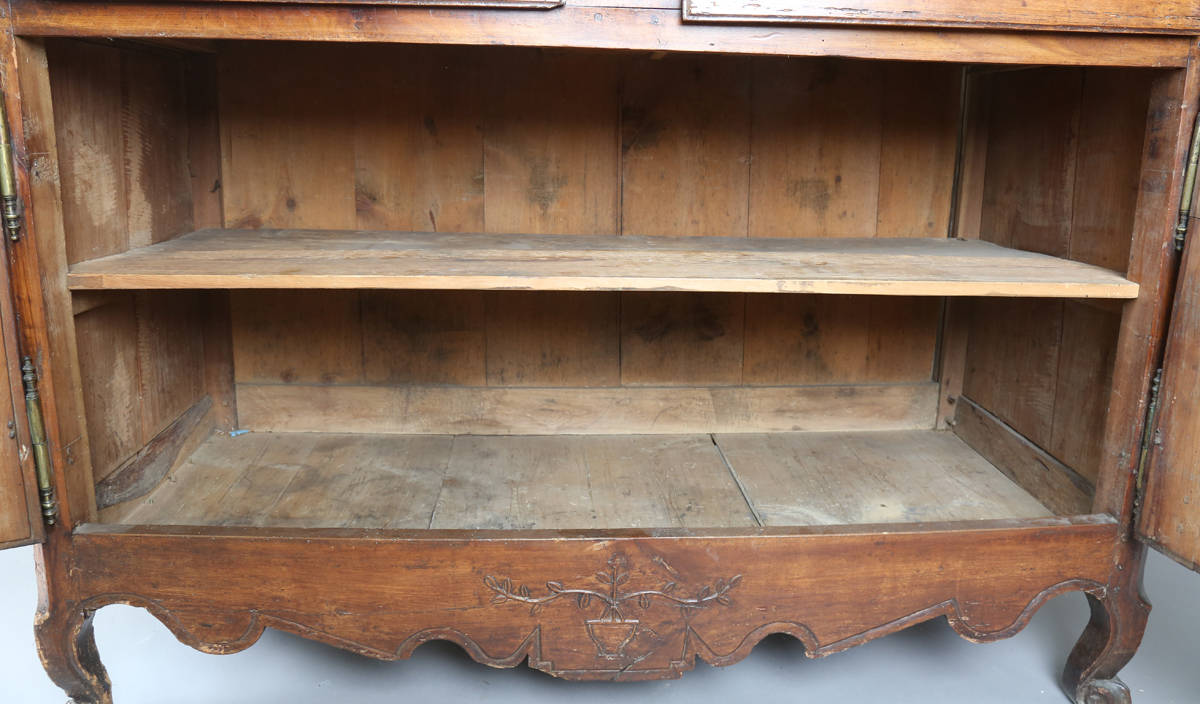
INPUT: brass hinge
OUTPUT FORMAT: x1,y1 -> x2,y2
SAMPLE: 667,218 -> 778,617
1136,368 -> 1164,497
22,357 -> 57,526
1175,114 -> 1200,251
0,91 -> 22,242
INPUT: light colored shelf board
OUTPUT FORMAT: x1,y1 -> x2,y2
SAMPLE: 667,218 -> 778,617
67,229 -> 1139,298
104,429 -> 1053,530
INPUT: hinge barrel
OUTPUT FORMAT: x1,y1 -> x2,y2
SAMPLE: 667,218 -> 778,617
22,357 -> 56,526
1136,368 -> 1164,496
0,92 -> 19,242
1176,115 -> 1200,251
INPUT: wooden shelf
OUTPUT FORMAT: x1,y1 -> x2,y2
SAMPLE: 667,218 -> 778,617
102,429 -> 1053,529
67,229 -> 1140,298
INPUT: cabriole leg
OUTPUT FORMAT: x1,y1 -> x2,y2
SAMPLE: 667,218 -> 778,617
35,606 -> 112,704
1061,544 -> 1151,704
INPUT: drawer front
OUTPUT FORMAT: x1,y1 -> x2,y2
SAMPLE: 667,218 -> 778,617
683,0 -> 1200,34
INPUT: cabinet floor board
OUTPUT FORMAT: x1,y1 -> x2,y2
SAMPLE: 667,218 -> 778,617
105,429 -> 1054,529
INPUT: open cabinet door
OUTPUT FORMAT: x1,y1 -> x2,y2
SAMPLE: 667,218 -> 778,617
0,94 -> 43,550
1139,125 -> 1200,570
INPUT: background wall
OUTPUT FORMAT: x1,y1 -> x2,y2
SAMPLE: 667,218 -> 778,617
1,545 -> 1196,703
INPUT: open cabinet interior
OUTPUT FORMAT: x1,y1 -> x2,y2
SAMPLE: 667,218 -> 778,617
43,39 -> 1156,531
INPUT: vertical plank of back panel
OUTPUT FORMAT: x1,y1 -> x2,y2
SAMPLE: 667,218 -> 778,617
362,291 -> 487,386
219,42 -> 356,230
483,49 -> 620,387
136,291 -> 206,440
231,290 -> 364,385
622,53 -> 751,239
620,54 -> 751,386
621,293 -> 744,386
485,292 -> 619,387
876,62 -> 961,239
748,57 -> 882,239
743,295 -> 870,384
353,44 -> 488,388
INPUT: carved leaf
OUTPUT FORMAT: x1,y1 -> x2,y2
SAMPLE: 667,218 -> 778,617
484,575 -> 498,590
717,595 -> 732,606
730,575 -> 743,588
615,572 -> 629,586
578,593 -> 592,610
491,594 -> 508,604
638,593 -> 652,610
716,578 -> 726,592
662,582 -> 676,593
519,585 -> 531,598
502,578 -> 513,593
697,586 -> 711,600
597,572 -> 611,584
530,604 -> 543,616
546,581 -> 563,593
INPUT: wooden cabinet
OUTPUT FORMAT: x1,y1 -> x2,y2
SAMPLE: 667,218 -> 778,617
0,3 -> 1198,703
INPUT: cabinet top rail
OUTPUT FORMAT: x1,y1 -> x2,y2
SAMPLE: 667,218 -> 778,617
8,1 -> 1191,68
66,229 -> 1140,298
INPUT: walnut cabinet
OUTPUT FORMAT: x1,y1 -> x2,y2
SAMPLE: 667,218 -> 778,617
1,1 -> 1200,702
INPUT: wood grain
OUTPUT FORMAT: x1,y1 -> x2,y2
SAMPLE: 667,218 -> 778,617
622,53 -> 751,239
230,290 -> 364,385
876,63 -> 961,239
748,57 -> 881,239
433,435 -> 757,529
352,44 -> 484,234
96,396 -> 215,512
135,292 -> 206,441
952,398 -> 1094,517
682,0 -> 1200,33
717,430 -> 1052,525
235,382 -> 939,435
362,291 -> 487,386
218,43 -> 356,231
106,427 -> 1051,530
484,292 -> 620,387
620,293 -> 744,386
12,3 -> 1191,68
73,296 -> 141,482
67,229 -> 1139,298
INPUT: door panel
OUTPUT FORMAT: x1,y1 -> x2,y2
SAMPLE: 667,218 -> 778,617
0,247 -> 41,549
683,0 -> 1200,34
1139,153 -> 1200,570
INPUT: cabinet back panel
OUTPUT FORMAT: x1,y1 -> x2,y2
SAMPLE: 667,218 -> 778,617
961,66 -> 1154,486
46,39 -> 209,483
219,45 -> 958,418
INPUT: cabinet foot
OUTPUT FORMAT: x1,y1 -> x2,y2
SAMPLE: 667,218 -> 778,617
1060,545 -> 1150,704
35,607 -> 113,704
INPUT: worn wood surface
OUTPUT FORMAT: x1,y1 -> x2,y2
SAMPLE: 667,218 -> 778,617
67,230 -> 1138,297
68,518 -> 1117,680
715,430 -> 1051,525
951,398 -> 1093,516
106,428 -> 1048,529
682,0 -> 1200,33
9,3 -> 1191,67
235,382 -> 940,435
95,396 -> 215,513
963,66 -> 1153,486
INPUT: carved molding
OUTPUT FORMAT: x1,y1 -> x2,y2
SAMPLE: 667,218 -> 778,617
71,577 -> 1107,681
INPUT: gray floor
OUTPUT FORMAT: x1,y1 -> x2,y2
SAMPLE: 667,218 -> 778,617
1,543 -> 1197,704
